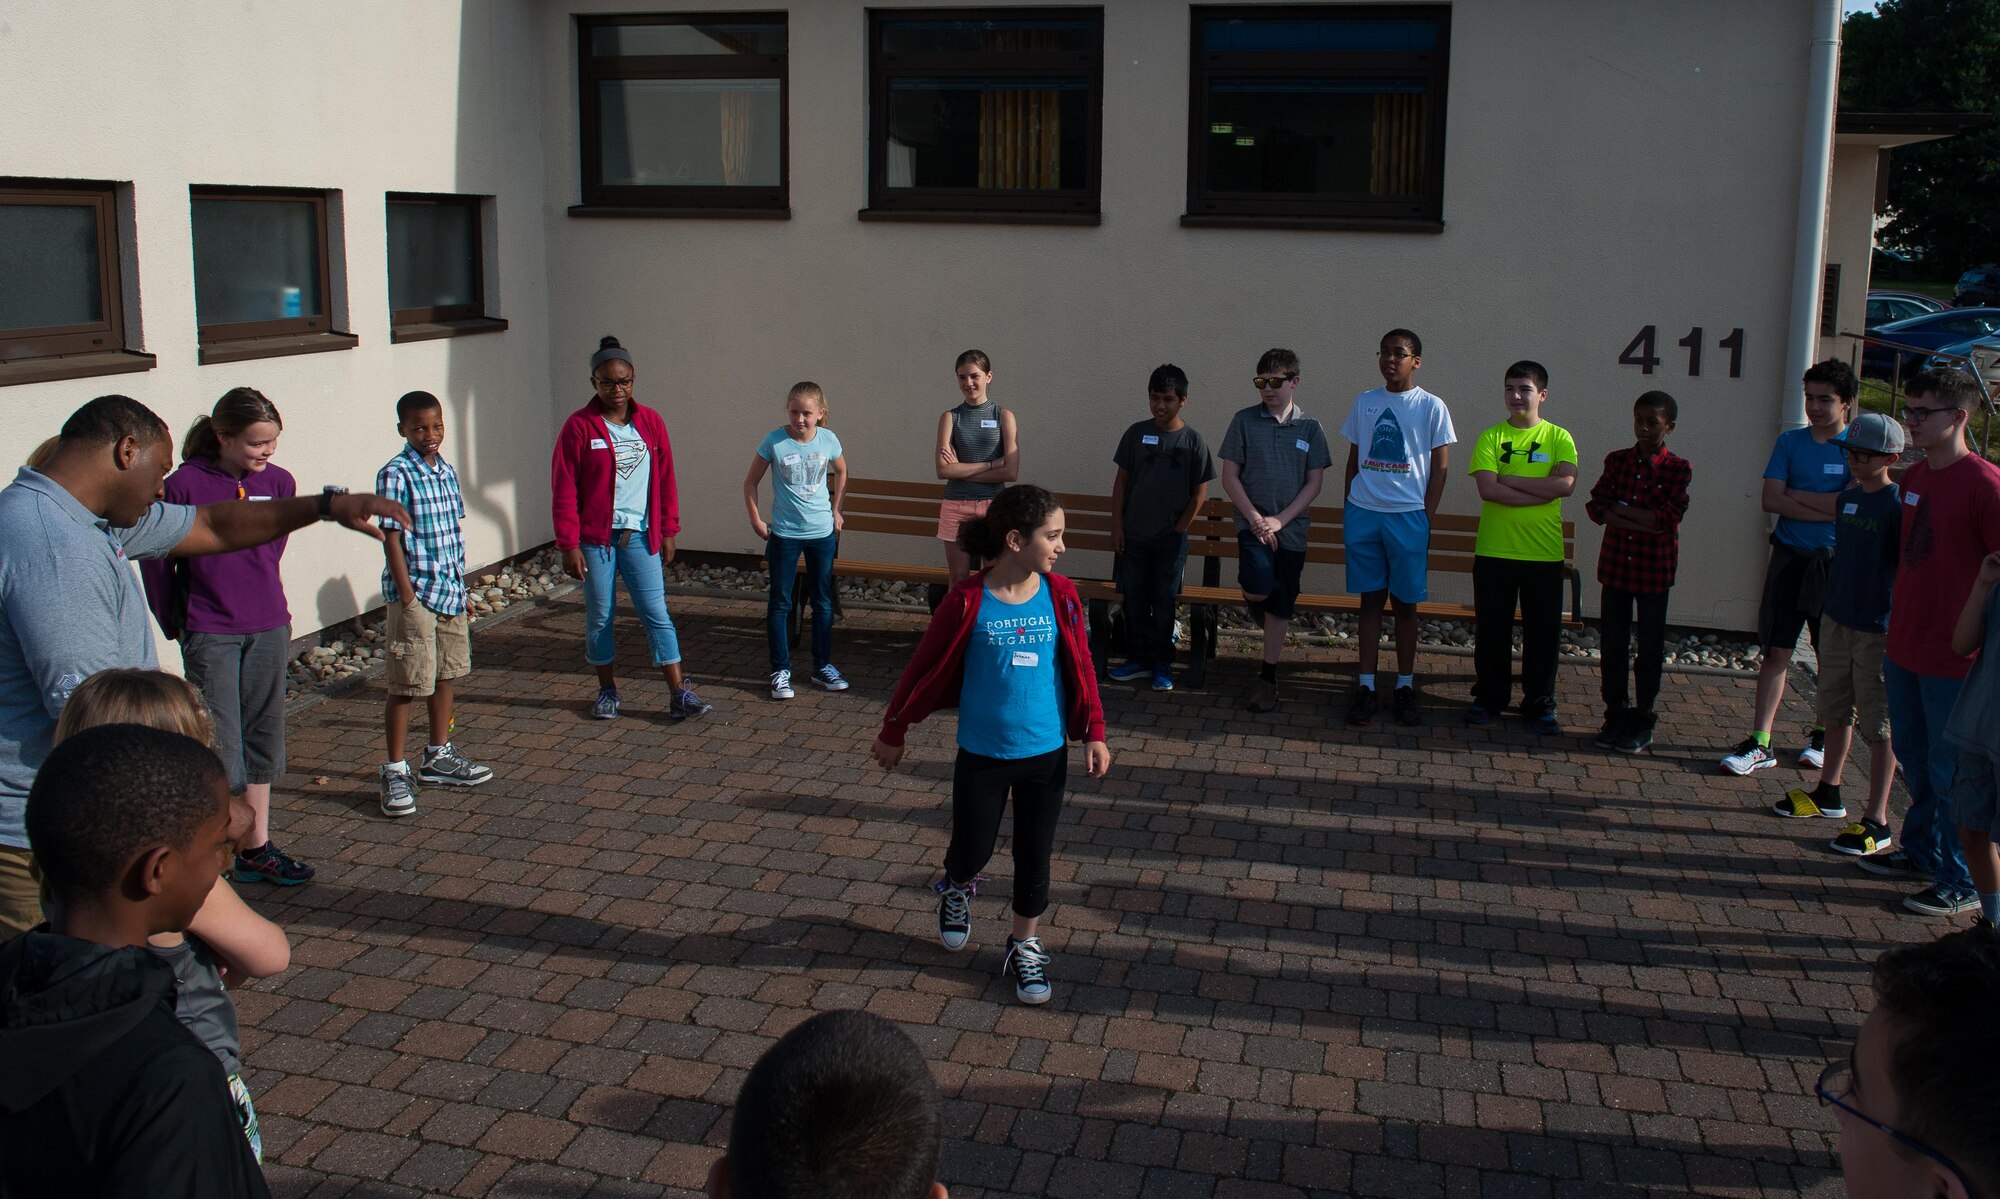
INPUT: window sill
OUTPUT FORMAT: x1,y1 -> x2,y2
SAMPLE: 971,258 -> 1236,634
0,349 -> 157,388
198,331 -> 359,365
567,205 -> 791,220
390,317 -> 510,345
859,208 -> 1101,227
1180,213 -> 1445,234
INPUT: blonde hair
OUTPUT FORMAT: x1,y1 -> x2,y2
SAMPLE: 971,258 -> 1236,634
53,669 -> 216,748
25,436 -> 59,470
788,381 -> 829,426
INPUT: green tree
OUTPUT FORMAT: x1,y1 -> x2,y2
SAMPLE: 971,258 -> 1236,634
1841,0 -> 2000,279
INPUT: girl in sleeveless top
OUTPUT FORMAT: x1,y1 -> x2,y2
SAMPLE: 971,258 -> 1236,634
934,349 -> 1019,583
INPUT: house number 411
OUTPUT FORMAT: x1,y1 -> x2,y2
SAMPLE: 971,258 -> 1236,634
1618,326 -> 1744,378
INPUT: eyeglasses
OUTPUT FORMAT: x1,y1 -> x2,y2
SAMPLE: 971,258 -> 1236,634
1379,350 -> 1417,361
1901,404 -> 1958,423
592,377 -> 635,392
1252,374 -> 1298,389
1841,445 -> 1889,460
1815,1060 -> 1982,1198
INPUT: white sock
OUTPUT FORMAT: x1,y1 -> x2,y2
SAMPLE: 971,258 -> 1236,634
426,743 -> 447,755
1358,673 -> 1375,690
384,760 -> 409,773
1397,674 -> 1414,689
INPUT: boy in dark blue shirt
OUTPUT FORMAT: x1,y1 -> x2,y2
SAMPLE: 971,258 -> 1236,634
1772,413 -> 1902,859
1108,365 -> 1215,691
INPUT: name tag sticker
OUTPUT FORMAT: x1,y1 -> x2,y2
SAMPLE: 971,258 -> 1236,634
1906,491 -> 1921,506
1011,650 -> 1039,667
981,419 -> 999,429
248,495 -> 272,502
782,454 -> 802,466
1141,434 -> 1160,445
1824,463 -> 1846,475
1843,502 -> 1858,515
590,438 -> 609,449
1295,439 -> 1311,452
1530,452 -> 1551,464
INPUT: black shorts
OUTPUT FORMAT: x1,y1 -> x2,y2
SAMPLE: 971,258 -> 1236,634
1237,532 -> 1306,618
1756,542 -> 1825,652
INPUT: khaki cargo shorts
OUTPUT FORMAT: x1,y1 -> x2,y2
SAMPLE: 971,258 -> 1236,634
385,600 -> 471,698
1815,620 -> 1889,744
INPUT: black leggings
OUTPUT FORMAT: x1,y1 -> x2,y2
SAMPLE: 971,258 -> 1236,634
945,747 -> 1068,919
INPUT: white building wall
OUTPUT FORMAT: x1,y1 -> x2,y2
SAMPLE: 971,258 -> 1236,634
539,0 -> 1820,631
1,0 -> 557,661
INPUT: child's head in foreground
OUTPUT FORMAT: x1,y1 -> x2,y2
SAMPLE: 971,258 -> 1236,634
26,724 -> 234,935
53,668 -> 216,748
707,1009 -> 946,1199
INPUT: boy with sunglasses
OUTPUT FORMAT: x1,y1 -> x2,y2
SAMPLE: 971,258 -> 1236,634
1218,349 -> 1333,713
1770,413 -> 1901,858
1857,368 -> 2000,919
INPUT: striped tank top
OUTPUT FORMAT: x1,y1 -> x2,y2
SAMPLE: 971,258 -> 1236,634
944,401 -> 1008,500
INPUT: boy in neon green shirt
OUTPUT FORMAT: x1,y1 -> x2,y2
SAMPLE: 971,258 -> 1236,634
1467,361 -> 1579,732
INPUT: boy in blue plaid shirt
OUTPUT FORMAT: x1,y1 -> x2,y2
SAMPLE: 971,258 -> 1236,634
375,391 -> 491,818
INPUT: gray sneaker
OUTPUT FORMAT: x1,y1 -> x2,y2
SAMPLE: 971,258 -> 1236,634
379,765 -> 418,818
591,687 -> 621,720
418,743 -> 493,787
670,686 -> 713,720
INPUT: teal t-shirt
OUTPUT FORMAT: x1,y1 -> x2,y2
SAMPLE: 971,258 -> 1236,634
1763,427 -> 1849,551
958,581 -> 1065,759
757,427 -> 843,539
604,418 -> 649,532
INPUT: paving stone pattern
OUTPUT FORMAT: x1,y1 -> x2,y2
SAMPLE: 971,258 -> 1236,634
243,589 -> 1911,1199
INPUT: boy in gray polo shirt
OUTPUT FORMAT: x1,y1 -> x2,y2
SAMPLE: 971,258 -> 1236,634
1219,349 -> 1334,713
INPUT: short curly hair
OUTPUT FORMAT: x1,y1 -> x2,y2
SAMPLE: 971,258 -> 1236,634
27,724 -> 228,904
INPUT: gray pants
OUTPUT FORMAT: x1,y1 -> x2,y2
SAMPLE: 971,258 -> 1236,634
182,626 -> 290,792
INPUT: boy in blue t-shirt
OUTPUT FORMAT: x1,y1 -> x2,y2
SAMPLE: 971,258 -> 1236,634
1108,364 -> 1215,692
1721,359 -> 1854,776
1770,413 -> 1902,858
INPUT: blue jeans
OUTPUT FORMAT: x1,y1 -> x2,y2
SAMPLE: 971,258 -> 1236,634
582,538 -> 681,668
1885,659 -> 1973,897
766,532 -> 836,671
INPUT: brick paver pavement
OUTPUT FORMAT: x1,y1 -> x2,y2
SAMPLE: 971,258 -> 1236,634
240,587 -> 1919,1199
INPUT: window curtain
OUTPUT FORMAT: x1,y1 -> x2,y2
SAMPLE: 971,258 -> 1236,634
1369,93 -> 1424,195
978,90 -> 1061,189
720,91 -> 753,185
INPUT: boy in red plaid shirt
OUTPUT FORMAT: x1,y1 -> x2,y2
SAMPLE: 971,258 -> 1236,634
1586,391 -> 1692,754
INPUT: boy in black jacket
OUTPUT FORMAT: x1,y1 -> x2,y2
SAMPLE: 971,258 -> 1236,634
0,724 -> 269,1199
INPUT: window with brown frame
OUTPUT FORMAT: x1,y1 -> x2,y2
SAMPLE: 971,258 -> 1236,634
576,13 -> 789,215
387,193 -> 505,341
865,7 -> 1103,221
0,180 -> 152,383
190,188 -> 351,361
1186,5 -> 1450,230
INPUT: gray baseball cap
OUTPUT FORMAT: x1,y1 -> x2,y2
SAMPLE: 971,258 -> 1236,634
1840,412 -> 1906,455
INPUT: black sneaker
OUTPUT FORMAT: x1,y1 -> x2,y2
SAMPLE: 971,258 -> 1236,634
1346,685 -> 1378,726
1393,685 -> 1422,726
1904,886 -> 1979,918
1610,715 -> 1655,755
934,877 -> 972,950
1593,711 -> 1628,750
1003,935 -> 1052,1005
1856,851 -> 1930,881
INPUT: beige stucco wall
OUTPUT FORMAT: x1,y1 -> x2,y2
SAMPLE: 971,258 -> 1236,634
1822,143 -> 1881,367
540,0 -> 1822,631
0,0 -> 556,663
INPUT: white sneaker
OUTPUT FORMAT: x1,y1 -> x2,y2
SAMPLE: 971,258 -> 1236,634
770,669 -> 794,700
1798,728 -> 1826,770
379,764 -> 418,818
1720,738 -> 1777,775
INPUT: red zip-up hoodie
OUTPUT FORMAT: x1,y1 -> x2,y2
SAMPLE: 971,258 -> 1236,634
550,400 -> 679,554
877,572 -> 1107,749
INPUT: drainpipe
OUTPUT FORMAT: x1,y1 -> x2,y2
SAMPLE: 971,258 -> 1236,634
1782,0 -> 1843,430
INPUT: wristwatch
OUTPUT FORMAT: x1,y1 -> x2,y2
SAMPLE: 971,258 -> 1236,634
318,486 -> 348,520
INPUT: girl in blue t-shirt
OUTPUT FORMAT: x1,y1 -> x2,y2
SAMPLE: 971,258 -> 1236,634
871,485 -> 1112,1005
743,382 -> 849,700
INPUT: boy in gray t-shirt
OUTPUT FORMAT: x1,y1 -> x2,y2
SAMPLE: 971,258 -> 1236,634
1947,548 -> 2000,932
1108,365 -> 1215,691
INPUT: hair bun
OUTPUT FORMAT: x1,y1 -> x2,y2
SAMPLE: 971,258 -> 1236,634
599,336 -> 622,351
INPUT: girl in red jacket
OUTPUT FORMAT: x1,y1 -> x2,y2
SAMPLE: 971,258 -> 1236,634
551,336 -> 714,721
872,484 -> 1111,1004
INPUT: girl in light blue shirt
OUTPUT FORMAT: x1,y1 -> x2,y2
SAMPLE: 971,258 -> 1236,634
743,382 -> 849,700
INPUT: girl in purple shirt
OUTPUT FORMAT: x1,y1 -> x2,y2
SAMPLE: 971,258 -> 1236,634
141,388 -> 310,885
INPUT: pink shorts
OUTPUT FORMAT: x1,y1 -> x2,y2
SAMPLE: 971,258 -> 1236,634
937,499 -> 991,542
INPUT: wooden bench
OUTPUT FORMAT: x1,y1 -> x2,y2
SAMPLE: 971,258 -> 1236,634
770,477 -> 1583,689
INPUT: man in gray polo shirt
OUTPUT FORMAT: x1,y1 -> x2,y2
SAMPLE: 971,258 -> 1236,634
0,395 -> 409,934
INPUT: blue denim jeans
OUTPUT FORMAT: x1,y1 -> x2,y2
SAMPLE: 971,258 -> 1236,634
582,538 -> 681,668
766,532 -> 836,671
1884,659 -> 1973,897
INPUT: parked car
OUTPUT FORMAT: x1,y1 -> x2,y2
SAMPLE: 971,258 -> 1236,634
1874,246 -> 1920,281
1922,335 -> 2000,391
1862,308 -> 2000,379
1867,289 -> 1951,328
1956,265 -> 2000,307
